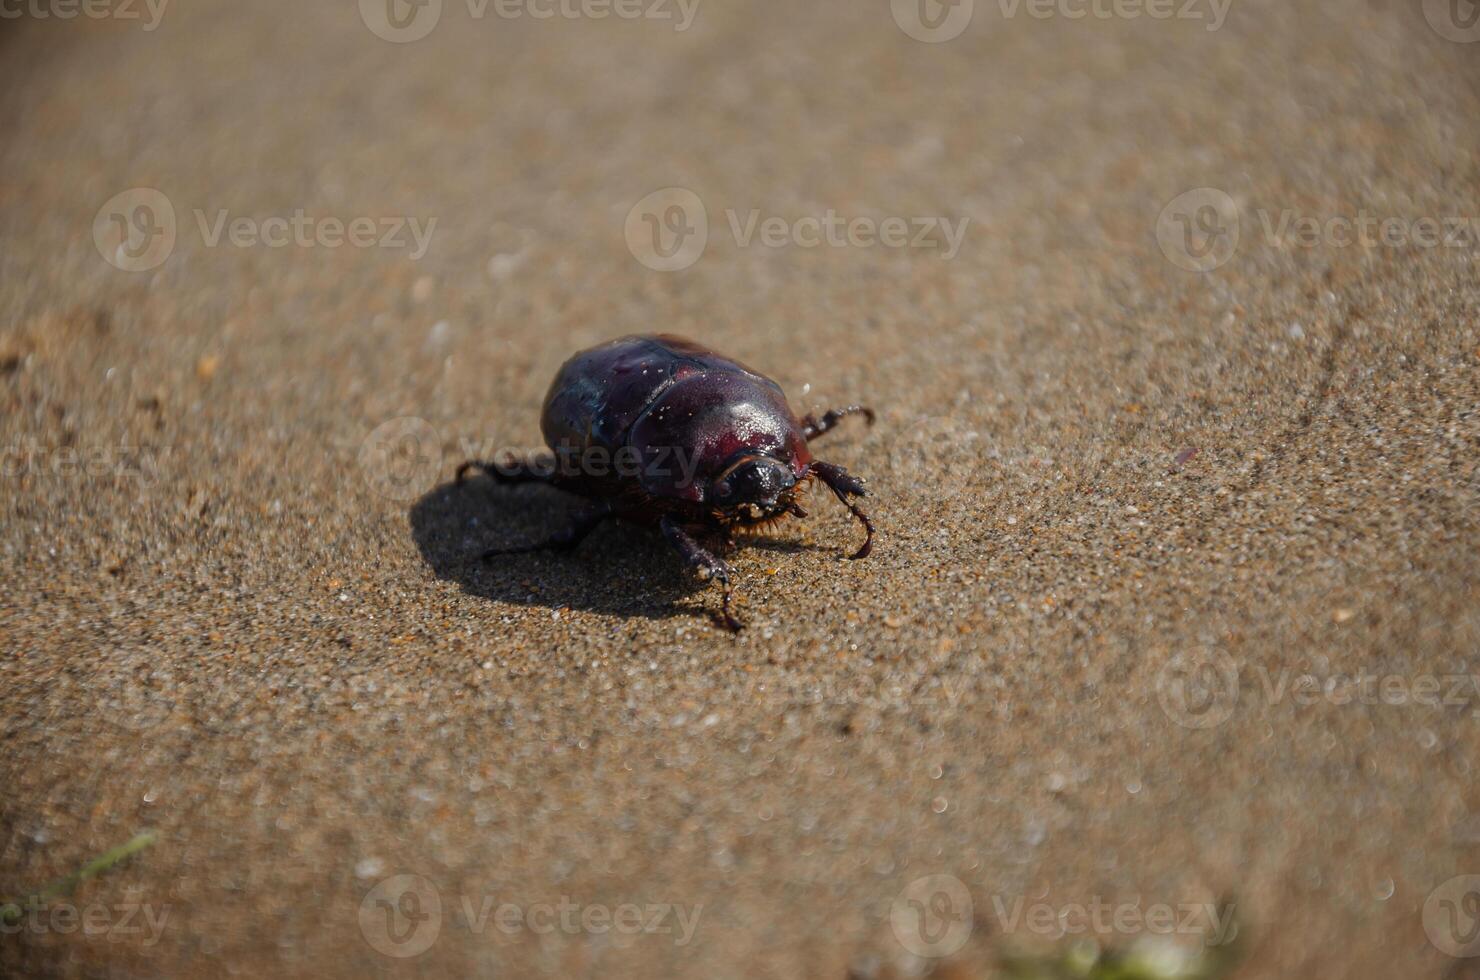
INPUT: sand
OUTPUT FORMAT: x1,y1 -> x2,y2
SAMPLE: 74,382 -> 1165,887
2,0 -> 1479,976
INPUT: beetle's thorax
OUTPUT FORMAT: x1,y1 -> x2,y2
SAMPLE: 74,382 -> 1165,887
628,371 -> 811,504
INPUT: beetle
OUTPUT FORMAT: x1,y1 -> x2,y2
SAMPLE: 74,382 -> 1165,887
455,334 -> 875,630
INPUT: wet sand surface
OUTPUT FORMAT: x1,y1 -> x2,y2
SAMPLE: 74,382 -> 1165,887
2,1 -> 1480,976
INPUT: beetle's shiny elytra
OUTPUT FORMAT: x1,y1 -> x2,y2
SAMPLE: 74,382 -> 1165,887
456,334 -> 875,631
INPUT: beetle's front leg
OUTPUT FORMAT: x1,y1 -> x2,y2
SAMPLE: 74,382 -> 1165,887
660,514 -> 742,632
800,405 -> 875,442
810,460 -> 875,560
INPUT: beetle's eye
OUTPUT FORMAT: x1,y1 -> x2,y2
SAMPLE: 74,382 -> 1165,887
714,480 -> 732,499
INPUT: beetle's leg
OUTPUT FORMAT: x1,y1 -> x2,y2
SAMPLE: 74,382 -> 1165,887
660,515 -> 742,632
456,452 -> 556,486
480,503 -> 612,560
810,460 -> 875,560
800,405 -> 875,442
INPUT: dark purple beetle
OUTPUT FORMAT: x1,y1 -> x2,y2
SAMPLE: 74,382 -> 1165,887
455,334 -> 875,630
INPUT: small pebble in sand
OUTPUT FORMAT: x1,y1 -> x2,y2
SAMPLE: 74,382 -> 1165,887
487,252 -> 525,281
354,857 -> 384,879
196,354 -> 220,381
1332,608 -> 1356,624
411,276 -> 435,302
425,320 -> 451,351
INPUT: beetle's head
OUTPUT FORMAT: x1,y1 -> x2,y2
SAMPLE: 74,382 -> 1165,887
711,453 -> 799,526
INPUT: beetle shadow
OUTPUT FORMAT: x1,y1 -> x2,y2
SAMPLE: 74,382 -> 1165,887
409,478 -> 708,623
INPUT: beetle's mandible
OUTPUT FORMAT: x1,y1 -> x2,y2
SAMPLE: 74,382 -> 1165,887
455,334 -> 875,631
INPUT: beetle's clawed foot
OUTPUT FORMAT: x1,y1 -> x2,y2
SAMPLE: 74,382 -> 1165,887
692,555 -> 742,631
810,460 -> 875,560
660,515 -> 745,632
